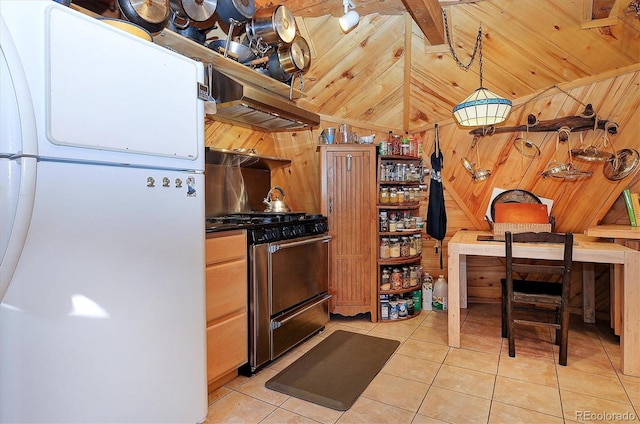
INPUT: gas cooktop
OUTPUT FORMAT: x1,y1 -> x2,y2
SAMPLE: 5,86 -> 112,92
206,212 -> 328,243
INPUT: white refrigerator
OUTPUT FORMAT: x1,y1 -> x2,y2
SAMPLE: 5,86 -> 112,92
0,1 -> 208,422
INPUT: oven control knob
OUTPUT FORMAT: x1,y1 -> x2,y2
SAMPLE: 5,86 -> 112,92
292,224 -> 303,236
314,222 -> 327,233
267,228 -> 281,240
282,226 -> 292,238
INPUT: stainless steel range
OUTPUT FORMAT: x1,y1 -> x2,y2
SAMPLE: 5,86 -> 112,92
207,213 -> 331,373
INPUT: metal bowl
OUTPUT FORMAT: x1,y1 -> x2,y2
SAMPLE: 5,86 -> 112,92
208,39 -> 256,63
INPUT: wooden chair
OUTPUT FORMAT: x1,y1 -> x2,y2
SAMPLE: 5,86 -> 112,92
501,231 -> 574,365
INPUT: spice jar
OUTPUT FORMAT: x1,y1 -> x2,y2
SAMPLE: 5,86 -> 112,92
389,219 -> 397,232
379,212 -> 388,232
379,187 -> 389,204
391,135 -> 401,155
390,268 -> 402,290
389,238 -> 401,258
381,268 -> 391,290
400,236 -> 411,257
410,265 -> 418,286
379,238 -> 390,259
395,220 -> 404,232
409,237 -> 417,256
402,266 -> 411,288
413,234 -> 422,254
397,188 -> 405,203
389,187 -> 398,204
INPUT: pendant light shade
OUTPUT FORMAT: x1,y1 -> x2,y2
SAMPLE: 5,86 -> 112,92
443,10 -> 512,127
452,87 -> 512,127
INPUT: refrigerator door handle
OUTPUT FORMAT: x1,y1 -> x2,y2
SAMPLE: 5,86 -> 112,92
0,17 -> 39,301
0,158 -> 37,302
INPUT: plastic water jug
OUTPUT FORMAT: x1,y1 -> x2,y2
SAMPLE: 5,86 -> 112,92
422,273 -> 433,311
432,275 -> 448,311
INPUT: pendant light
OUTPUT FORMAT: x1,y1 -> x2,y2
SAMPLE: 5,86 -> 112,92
443,9 -> 512,127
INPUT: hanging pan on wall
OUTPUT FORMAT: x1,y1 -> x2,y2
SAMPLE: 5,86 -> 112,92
603,148 -> 640,181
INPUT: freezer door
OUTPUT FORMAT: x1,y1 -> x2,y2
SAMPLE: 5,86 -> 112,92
1,1 -> 204,171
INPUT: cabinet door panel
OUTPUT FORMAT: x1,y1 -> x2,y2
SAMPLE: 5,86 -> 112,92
324,148 -> 374,315
206,313 -> 248,384
205,232 -> 246,265
205,258 -> 247,322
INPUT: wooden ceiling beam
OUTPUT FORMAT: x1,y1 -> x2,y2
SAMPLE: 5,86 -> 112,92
401,0 -> 444,44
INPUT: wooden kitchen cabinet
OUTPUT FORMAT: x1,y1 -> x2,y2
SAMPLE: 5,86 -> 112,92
318,144 -> 377,320
205,230 -> 248,392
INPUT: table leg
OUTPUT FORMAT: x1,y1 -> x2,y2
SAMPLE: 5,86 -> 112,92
613,264 -> 622,336
447,246 -> 462,348
582,263 -> 595,323
621,250 -> 640,376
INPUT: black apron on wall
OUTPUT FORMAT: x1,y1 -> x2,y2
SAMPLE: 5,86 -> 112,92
426,123 -> 447,269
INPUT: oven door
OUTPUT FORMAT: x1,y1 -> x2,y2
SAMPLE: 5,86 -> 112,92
269,235 -> 331,315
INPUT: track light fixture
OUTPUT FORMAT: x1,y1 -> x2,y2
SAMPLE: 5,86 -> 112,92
339,0 -> 359,33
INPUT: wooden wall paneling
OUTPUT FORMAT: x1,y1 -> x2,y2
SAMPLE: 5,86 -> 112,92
454,4 -> 573,95
272,129 -> 322,214
403,13 -> 413,130
501,1 -> 637,73
303,14 -> 407,127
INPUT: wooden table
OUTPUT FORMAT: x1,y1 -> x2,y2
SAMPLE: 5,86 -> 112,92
447,230 -> 640,376
585,225 -> 640,339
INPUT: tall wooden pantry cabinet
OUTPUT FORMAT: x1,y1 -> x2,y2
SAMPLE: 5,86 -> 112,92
318,144 -> 377,321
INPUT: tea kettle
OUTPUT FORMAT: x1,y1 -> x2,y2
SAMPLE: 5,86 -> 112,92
263,186 -> 290,212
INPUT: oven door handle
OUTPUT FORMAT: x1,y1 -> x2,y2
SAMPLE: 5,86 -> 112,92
271,293 -> 332,329
268,235 -> 332,253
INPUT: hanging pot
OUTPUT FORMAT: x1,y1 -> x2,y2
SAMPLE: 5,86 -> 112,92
291,35 -> 311,72
215,0 -> 255,25
117,0 -> 171,35
166,18 -> 208,44
267,48 -> 293,82
169,0 -> 217,24
246,5 -> 296,47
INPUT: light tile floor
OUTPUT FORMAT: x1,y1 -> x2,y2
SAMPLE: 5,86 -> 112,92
205,303 -> 640,423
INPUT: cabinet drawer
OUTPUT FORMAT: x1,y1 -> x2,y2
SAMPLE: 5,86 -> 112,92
207,313 -> 248,384
205,231 -> 246,265
206,258 -> 247,322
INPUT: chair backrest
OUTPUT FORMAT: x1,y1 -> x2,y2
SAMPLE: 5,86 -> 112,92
505,231 -> 574,284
